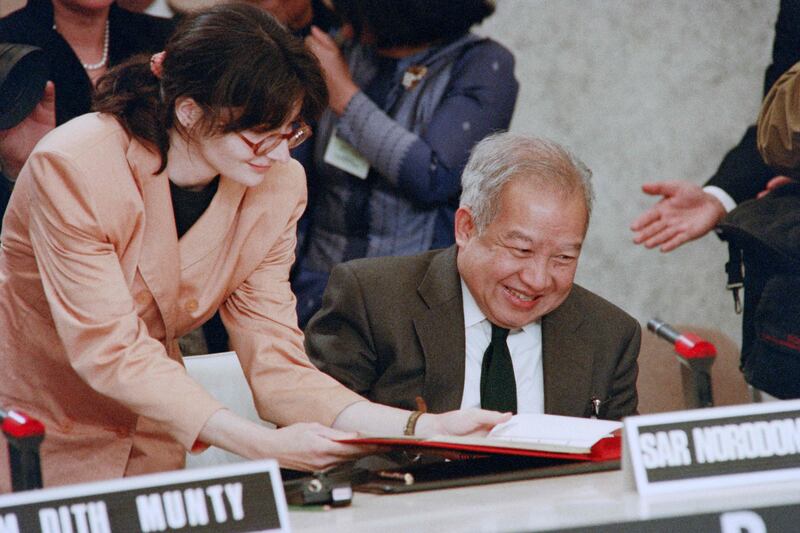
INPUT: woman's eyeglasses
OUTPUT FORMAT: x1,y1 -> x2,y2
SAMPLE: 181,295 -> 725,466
237,122 -> 312,156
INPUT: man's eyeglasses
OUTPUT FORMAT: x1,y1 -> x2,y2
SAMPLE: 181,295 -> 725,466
237,122 -> 312,156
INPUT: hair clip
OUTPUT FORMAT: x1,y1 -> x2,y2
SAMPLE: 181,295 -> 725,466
149,51 -> 166,79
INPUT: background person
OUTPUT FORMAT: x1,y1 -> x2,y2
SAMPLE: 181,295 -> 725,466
0,43 -> 50,229
292,0 -> 519,327
0,4 -> 506,490
306,133 -> 640,420
630,0 -> 799,252
0,0 -> 174,221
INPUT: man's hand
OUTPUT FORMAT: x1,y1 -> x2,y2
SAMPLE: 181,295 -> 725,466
756,175 -> 794,198
416,408 -> 513,438
0,81 -> 56,179
305,26 -> 359,115
630,180 -> 727,252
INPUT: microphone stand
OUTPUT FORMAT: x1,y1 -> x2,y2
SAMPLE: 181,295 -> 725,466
647,319 -> 717,409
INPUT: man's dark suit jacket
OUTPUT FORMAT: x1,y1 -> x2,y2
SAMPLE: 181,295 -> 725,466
305,246 -> 641,421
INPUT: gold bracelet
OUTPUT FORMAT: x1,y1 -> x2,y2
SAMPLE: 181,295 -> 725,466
404,410 -> 424,436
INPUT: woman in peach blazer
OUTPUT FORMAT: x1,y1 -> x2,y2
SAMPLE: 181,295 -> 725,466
0,4 -> 505,491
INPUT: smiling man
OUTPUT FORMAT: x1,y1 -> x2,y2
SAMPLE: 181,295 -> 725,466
305,132 -> 640,420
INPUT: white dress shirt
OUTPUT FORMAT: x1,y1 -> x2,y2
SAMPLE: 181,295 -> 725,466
703,185 -> 737,212
459,279 -> 545,413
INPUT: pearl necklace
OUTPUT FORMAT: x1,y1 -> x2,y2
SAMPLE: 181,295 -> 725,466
52,19 -> 110,71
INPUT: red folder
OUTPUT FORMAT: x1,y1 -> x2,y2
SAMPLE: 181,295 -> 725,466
340,433 -> 620,462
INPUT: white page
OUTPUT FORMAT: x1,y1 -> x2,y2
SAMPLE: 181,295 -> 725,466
488,414 -> 622,449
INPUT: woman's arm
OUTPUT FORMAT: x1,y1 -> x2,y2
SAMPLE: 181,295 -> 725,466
332,401 -> 510,438
198,409 -> 367,472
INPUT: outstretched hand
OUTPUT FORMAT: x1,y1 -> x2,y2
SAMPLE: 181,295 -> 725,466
417,408 -> 513,438
630,180 -> 726,252
0,81 -> 56,179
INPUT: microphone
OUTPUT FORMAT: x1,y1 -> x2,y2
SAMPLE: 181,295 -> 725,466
647,318 -> 716,409
647,318 -> 717,359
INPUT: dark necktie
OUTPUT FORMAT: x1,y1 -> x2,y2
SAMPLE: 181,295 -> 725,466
480,323 -> 518,413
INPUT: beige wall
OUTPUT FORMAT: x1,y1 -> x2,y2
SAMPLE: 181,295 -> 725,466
478,0 -> 779,345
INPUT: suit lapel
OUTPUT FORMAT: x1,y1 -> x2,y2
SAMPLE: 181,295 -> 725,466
127,140 -> 180,343
413,247 -> 466,412
542,288 -> 593,416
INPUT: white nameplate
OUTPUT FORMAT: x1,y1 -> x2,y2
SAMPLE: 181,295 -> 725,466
623,399 -> 800,496
0,460 -> 289,532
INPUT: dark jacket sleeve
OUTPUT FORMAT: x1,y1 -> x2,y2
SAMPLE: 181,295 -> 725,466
304,262 -> 381,396
705,0 -> 800,202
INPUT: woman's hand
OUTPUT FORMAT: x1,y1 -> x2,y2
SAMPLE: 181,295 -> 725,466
415,408 -> 512,438
305,26 -> 359,115
198,409 -> 373,472
263,422 -> 372,471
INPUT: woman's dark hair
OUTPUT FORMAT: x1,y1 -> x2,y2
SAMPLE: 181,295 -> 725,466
93,3 -> 328,173
334,0 -> 494,49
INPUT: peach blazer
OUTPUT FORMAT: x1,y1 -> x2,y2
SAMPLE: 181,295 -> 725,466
0,113 -> 362,490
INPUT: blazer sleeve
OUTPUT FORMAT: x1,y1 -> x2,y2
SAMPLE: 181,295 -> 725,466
220,167 -> 364,428
304,261 -> 382,397
26,150 -> 224,450
757,60 -> 800,175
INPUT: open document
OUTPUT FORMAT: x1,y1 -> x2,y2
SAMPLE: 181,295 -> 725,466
340,414 -> 623,462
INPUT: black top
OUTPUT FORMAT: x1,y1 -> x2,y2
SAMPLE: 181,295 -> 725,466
0,172 -> 11,233
0,0 -> 175,126
169,176 -> 229,353
170,176 -> 219,238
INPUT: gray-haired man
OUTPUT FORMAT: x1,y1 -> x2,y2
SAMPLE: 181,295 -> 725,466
305,132 -> 640,420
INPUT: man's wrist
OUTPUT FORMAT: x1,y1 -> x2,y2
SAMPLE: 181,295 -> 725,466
703,185 -> 736,213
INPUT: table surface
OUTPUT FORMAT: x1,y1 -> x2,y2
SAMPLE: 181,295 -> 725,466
288,469 -> 800,533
